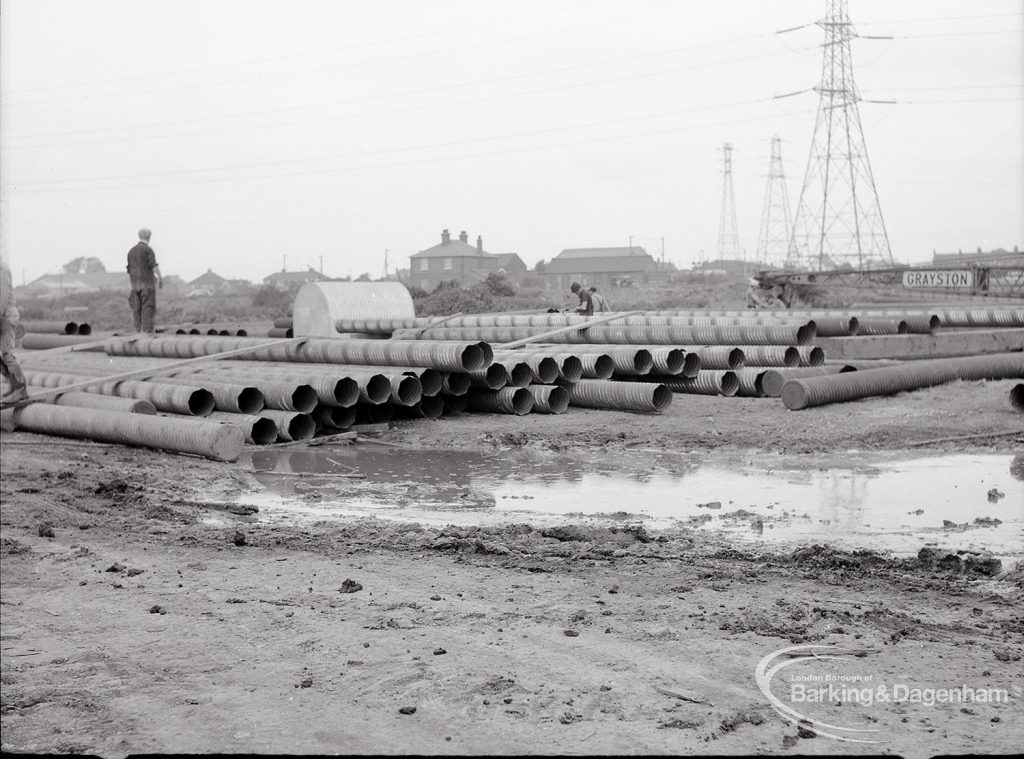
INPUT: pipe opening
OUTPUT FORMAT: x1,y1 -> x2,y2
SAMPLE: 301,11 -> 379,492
415,369 -> 443,397
590,354 -> 615,379
508,387 -> 534,415
394,376 -> 423,406
633,350 -> 654,375
728,348 -> 745,370
364,375 -> 392,404
651,384 -> 674,411
442,372 -> 471,396
418,395 -> 445,419
484,364 -> 509,390
804,347 -> 825,367
335,377 -> 361,407
896,320 -> 909,334
284,413 -> 316,441
460,344 -> 485,372
77,323 -> 92,336
1011,384 -> 1024,412
681,352 -> 701,378
659,349 -> 685,375
783,346 -> 800,367
249,417 -> 279,445
848,316 -> 860,336
444,393 -> 470,412
507,362 -> 534,387
321,405 -> 357,430
532,357 -> 560,384
187,389 -> 217,417
290,384 -> 319,413
718,371 -> 740,397
795,325 -> 813,345
559,356 -> 583,382
237,386 -> 265,415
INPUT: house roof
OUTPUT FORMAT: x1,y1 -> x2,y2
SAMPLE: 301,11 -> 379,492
263,268 -> 328,283
555,246 -> 650,260
490,253 -> 526,270
544,253 -> 660,275
24,272 -> 130,291
412,240 -> 487,258
191,269 -> 226,286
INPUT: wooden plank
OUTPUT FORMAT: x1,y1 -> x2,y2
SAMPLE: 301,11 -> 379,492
21,337 -> 309,403
496,311 -> 644,350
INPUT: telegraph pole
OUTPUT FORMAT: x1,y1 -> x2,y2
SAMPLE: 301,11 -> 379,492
785,0 -> 893,271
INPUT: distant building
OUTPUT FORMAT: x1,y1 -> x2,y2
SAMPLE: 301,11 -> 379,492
262,267 -> 329,290
409,229 -> 526,291
541,247 -> 662,291
19,271 -> 130,297
691,258 -> 756,277
932,247 -> 1022,267
188,269 -> 250,296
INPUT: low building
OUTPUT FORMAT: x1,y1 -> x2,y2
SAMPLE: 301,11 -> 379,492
541,247 -> 662,291
19,271 -> 131,298
262,267 -> 329,290
409,229 -> 526,291
932,247 -> 1022,267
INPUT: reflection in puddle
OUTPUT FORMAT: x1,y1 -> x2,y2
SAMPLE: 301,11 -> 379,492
230,449 -> 1024,559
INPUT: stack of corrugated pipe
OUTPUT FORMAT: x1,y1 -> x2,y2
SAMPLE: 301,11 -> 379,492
158,323 -> 251,336
15,335 -> 501,446
21,319 -> 93,336
339,313 -> 835,403
268,316 -> 294,338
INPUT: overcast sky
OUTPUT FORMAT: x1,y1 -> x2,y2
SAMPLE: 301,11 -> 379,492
1,0 -> 1021,285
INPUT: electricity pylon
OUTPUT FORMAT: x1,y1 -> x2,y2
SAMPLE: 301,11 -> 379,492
716,142 -> 743,261
755,135 -> 793,268
787,0 -> 893,271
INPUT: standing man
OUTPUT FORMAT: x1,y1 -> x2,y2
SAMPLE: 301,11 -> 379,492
569,282 -> 594,316
127,228 -> 163,333
1,256 -> 29,405
588,286 -> 610,312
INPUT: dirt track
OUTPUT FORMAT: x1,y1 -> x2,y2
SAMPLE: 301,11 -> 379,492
2,379 -> 1023,757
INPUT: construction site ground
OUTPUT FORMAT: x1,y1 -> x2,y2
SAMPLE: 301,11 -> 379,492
2,379 -> 1023,757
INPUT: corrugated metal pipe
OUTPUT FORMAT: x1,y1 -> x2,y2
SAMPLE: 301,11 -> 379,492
250,409 -> 316,441
568,379 -> 672,412
529,346 -> 654,376
732,369 -> 766,397
106,336 -> 491,373
151,376 -> 265,414
491,354 -> 560,384
392,395 -> 446,421
527,384 -> 570,414
760,366 -> 857,398
2,405 -> 243,461
393,324 -> 813,346
23,370 -> 215,416
689,346 -> 744,370
316,404 -> 358,431
1011,384 -> 1024,412
443,393 -> 470,413
469,364 -> 509,390
466,387 -> 534,415
273,317 -> 293,329
22,320 -> 79,335
854,317 -> 909,336
796,346 -> 826,367
267,327 -> 294,338
653,371 -> 739,397
440,372 -> 471,396
26,388 -> 157,415
355,403 -> 394,425
781,353 -> 1024,410
205,411 -> 279,445
489,360 -> 535,387
167,369 -> 319,412
22,334 -> 98,350
733,346 -> 799,367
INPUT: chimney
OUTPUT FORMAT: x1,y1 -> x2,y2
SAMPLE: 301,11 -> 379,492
459,230 -> 468,243
441,229 -> 450,246
476,235 -> 483,253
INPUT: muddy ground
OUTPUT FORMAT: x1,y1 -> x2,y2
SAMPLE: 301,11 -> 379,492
1,378 -> 1023,757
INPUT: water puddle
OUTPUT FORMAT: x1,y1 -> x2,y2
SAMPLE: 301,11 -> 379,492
225,447 -> 1024,560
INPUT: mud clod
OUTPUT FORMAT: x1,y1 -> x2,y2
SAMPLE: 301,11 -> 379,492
232,531 -> 247,547
339,579 -> 363,593
37,523 -> 55,538
398,705 -> 417,715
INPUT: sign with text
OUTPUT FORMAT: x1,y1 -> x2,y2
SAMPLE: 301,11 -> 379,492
902,270 -> 974,288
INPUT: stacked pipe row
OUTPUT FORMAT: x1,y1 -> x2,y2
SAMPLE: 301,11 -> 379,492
21,320 -> 92,336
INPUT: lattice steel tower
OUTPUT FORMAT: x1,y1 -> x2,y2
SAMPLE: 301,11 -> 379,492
787,0 -> 892,271
716,142 -> 743,260
756,135 -> 793,267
